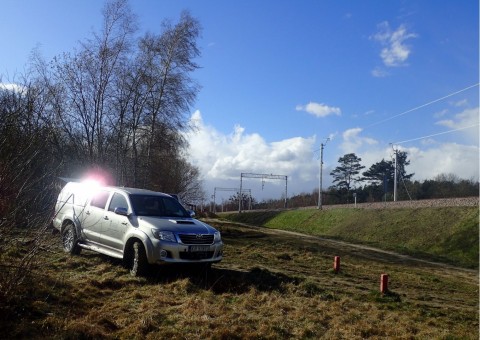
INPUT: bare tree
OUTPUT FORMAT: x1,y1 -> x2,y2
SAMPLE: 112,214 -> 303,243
107,10 -> 202,189
44,0 -> 137,165
137,11 -> 201,187
30,2 -> 204,196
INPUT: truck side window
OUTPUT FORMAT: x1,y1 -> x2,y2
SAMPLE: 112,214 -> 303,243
90,191 -> 110,209
108,193 -> 128,212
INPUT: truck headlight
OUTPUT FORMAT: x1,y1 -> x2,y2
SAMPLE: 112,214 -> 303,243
152,230 -> 177,243
214,231 -> 221,242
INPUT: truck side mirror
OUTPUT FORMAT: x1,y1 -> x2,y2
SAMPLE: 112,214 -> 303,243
114,207 -> 130,217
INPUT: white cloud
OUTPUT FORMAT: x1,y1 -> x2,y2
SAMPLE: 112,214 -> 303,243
0,82 -> 26,93
435,106 -> 479,143
433,109 -> 448,119
185,111 -> 318,198
353,143 -> 479,183
296,102 -> 341,118
453,99 -> 468,107
371,67 -> 389,78
340,127 -> 378,154
404,144 -> 479,181
337,127 -> 479,183
327,132 -> 337,141
371,21 -> 417,67
436,107 -> 479,129
420,138 -> 437,146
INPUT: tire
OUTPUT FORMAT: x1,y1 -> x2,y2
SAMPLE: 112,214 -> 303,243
129,241 -> 149,277
62,223 -> 81,255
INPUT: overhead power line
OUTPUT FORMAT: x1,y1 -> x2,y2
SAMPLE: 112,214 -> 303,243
366,83 -> 479,129
392,123 -> 479,145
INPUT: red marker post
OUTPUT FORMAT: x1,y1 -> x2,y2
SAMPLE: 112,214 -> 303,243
380,274 -> 389,294
333,256 -> 340,273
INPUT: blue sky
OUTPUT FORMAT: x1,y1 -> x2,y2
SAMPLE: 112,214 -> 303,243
1,0 -> 479,202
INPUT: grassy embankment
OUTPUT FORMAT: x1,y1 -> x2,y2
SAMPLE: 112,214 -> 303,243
220,206 -> 479,269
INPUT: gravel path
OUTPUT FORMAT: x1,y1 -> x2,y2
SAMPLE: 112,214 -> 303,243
317,196 -> 479,210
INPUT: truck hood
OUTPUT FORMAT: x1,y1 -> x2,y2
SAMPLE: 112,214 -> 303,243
138,216 -> 216,234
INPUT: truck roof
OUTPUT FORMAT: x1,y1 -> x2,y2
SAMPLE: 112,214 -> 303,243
112,187 -> 171,197
63,182 -> 172,197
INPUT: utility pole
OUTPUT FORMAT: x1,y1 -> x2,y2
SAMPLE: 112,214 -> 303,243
393,148 -> 398,202
318,138 -> 330,210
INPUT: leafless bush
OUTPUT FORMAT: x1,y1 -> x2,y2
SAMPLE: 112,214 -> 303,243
0,81 -> 61,308
0,147 -> 60,306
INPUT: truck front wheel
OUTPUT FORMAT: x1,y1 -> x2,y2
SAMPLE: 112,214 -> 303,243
128,241 -> 149,276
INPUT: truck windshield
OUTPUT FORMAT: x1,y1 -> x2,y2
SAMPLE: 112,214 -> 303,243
129,194 -> 190,218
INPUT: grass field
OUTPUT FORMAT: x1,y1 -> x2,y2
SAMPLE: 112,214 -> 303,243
0,218 -> 478,339
220,206 -> 479,269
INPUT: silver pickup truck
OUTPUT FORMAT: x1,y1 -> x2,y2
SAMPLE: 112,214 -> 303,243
52,182 -> 223,276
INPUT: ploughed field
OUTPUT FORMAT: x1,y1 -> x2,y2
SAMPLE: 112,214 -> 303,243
0,218 -> 478,339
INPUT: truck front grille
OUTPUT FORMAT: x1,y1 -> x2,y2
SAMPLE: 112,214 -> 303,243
178,234 -> 214,245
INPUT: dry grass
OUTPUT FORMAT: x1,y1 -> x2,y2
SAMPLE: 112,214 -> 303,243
0,222 -> 478,339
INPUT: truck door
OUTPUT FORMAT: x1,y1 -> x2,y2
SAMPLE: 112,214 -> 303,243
82,190 -> 111,243
101,192 -> 131,251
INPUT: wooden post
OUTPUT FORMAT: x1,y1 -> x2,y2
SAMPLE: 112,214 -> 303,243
380,274 -> 389,294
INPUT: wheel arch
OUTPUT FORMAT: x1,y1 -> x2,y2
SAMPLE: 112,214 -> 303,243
123,231 -> 155,263
61,218 -> 75,233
